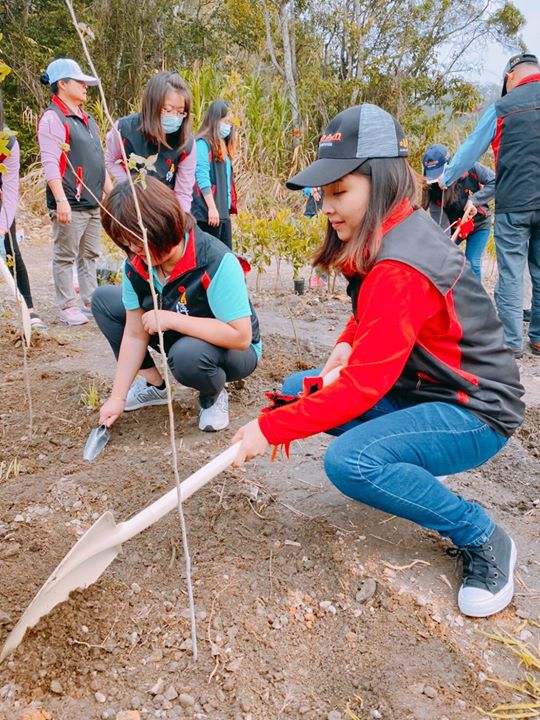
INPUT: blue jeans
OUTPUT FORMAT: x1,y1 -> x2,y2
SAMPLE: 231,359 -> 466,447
282,370 -> 508,548
464,227 -> 490,281
494,210 -> 540,349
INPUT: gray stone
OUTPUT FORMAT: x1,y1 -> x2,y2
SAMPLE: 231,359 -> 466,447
95,691 -> 107,703
328,712 -> 342,720
179,693 -> 195,708
0,611 -> 12,626
355,578 -> 377,604
423,686 -> 437,699
164,685 -> 178,701
50,680 -> 63,694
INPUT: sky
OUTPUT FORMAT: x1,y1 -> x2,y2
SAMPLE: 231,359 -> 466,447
474,0 -> 540,85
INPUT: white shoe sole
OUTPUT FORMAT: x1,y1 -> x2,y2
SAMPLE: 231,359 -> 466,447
199,421 -> 229,432
124,397 -> 168,412
458,539 -> 517,617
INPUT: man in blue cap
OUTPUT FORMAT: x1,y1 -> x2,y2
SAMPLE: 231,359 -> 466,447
440,52 -> 540,358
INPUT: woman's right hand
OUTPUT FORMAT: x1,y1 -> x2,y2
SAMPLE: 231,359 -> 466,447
99,397 -> 125,428
320,342 -> 352,377
56,199 -> 72,225
207,206 -> 220,227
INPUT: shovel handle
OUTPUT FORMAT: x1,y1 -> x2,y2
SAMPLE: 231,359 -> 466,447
116,366 -> 343,544
116,442 -> 241,543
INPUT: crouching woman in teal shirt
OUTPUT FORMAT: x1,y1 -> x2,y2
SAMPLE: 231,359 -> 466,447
93,176 -> 261,432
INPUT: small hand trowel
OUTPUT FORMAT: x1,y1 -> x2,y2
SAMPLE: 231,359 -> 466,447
83,424 -> 111,462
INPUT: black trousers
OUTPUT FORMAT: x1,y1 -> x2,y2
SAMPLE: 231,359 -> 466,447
3,220 -> 33,309
92,285 -> 258,408
197,218 -> 232,249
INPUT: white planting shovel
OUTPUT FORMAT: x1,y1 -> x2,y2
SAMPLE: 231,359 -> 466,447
0,366 -> 341,661
0,254 -> 31,347
0,442 -> 240,661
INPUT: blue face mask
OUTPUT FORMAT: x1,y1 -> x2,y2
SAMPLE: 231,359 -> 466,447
161,115 -> 183,134
219,122 -> 232,139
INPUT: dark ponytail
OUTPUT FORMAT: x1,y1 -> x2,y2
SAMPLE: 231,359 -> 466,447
40,71 -> 59,95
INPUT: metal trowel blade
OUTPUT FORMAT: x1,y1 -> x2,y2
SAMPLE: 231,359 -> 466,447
83,424 -> 111,462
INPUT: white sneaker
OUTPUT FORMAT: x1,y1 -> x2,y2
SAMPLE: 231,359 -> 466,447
124,376 -> 168,412
199,389 -> 229,432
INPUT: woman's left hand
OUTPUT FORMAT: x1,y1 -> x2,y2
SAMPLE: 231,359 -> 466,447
232,419 -> 270,467
141,309 -> 173,335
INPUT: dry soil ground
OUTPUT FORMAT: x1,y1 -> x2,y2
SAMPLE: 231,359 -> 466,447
0,215 -> 539,720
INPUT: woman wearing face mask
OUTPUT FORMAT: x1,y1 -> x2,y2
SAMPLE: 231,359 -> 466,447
192,100 -> 237,249
105,71 -> 195,215
38,58 -> 111,325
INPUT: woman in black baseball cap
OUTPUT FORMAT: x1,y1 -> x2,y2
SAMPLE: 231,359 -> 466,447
232,103 -> 524,619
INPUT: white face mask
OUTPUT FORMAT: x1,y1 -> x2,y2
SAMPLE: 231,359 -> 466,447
219,122 -> 232,139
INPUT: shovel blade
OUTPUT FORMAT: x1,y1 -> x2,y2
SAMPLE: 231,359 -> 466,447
1,511 -> 120,661
83,424 -> 111,462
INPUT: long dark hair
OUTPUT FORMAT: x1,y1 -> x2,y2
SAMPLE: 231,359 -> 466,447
102,176 -> 193,257
313,158 -> 419,276
421,178 -> 460,213
196,99 -> 236,161
139,71 -> 192,150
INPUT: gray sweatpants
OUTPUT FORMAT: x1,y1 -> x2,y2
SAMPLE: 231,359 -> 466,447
52,207 -> 101,308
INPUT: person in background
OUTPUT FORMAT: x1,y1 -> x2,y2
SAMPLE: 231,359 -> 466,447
93,177 -> 261,433
422,143 -> 494,281
192,100 -> 237,249
0,94 -> 46,331
440,52 -> 540,358
38,58 -> 111,325
105,71 -> 195,215
232,103 -> 524,619
303,187 -> 328,289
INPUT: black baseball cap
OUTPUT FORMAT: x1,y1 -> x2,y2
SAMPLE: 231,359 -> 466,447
286,103 -> 409,190
501,52 -> 539,96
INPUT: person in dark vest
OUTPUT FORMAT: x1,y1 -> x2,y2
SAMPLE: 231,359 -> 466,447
422,143 -> 495,281
440,52 -> 540,358
93,177 -> 261,433
192,100 -> 237,249
0,94 -> 46,331
231,104 -> 524,618
105,71 -> 195,215
38,58 -> 111,325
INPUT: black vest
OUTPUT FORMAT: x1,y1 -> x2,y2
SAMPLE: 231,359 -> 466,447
117,113 -> 193,191
41,99 -> 105,211
494,77 -> 540,213
346,210 -> 524,436
125,226 -> 260,352
192,139 -> 232,222
427,169 -> 491,235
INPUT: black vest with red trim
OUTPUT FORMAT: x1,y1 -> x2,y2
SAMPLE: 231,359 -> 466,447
0,133 -> 16,217
494,76 -> 540,213
40,97 -> 105,211
117,113 -> 194,191
124,226 -> 260,350
346,209 -> 524,436
192,139 -> 237,222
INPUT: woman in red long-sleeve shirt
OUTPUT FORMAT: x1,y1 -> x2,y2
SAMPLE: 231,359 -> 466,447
232,103 -> 524,619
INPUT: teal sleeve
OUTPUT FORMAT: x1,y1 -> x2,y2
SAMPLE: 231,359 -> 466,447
207,253 -> 251,322
195,138 -> 212,192
121,261 -> 141,310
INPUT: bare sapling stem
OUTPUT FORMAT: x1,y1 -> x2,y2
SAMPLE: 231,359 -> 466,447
6,229 -> 33,434
63,0 -> 198,659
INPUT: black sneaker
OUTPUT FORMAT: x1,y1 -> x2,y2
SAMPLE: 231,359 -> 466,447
452,525 -> 516,618
523,308 -> 531,323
